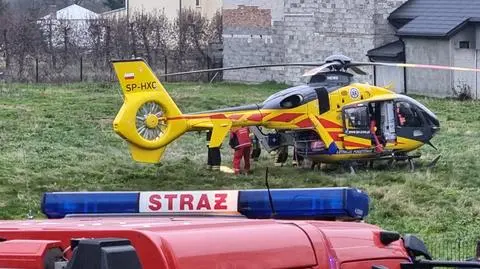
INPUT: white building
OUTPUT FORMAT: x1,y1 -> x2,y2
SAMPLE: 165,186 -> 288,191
104,0 -> 222,21
38,4 -> 99,48
42,4 -> 99,21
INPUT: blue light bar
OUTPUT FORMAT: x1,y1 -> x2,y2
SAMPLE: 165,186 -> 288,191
42,188 -> 369,220
42,192 -> 139,219
238,187 -> 368,219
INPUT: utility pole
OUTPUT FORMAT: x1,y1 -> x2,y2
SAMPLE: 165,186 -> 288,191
126,0 -> 129,23
179,0 -> 182,17
178,0 -> 183,68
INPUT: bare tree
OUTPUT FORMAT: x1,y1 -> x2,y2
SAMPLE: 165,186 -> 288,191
151,11 -> 171,66
179,8 -> 211,65
0,6 -> 11,69
132,10 -> 170,65
209,10 -> 223,44
86,18 -> 103,68
0,4 -> 220,82
0,8 -> 42,80
106,16 -> 130,60
0,0 -> 8,15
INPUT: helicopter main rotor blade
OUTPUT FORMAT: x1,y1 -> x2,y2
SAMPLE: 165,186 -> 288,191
156,57 -> 480,79
158,62 -> 323,77
302,62 -> 339,77
349,66 -> 367,75
350,62 -> 480,73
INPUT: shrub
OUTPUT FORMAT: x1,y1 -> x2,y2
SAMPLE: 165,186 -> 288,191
452,82 -> 473,101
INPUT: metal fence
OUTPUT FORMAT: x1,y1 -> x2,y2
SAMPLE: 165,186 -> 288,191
421,233 -> 480,261
0,53 -> 223,84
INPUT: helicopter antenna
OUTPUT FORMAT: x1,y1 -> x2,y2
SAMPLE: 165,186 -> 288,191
426,141 -> 438,151
265,167 -> 276,217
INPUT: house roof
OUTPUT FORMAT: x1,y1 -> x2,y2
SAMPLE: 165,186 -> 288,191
42,4 -> 99,20
367,40 -> 405,61
389,0 -> 480,38
367,40 -> 404,58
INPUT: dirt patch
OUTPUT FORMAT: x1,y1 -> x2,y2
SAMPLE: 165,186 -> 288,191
0,104 -> 32,111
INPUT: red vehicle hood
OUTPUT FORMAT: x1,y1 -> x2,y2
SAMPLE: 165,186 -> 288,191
0,216 -> 316,269
307,221 -> 410,268
0,217 -> 409,269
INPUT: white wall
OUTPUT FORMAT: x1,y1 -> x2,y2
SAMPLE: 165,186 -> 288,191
375,65 -> 405,93
102,8 -> 127,19
404,38 -> 452,97
129,0 -> 221,20
450,25 -> 476,98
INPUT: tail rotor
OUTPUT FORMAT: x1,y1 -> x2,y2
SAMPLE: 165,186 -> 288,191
111,59 -> 188,163
136,101 -> 167,141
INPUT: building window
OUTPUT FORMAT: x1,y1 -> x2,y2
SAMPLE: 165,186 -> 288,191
459,41 -> 470,49
196,0 -> 200,6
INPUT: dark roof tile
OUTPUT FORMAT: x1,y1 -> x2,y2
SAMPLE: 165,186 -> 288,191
367,40 -> 404,58
390,0 -> 480,19
397,16 -> 468,37
390,0 -> 480,37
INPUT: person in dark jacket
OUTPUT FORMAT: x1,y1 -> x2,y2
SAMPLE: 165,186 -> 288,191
206,131 -> 221,170
250,132 -> 261,161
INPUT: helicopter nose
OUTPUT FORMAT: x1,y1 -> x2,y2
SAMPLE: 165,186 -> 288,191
429,115 -> 440,133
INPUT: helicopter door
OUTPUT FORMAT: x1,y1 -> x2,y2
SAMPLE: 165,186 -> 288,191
342,105 -> 373,150
381,101 -> 397,143
395,101 -> 431,142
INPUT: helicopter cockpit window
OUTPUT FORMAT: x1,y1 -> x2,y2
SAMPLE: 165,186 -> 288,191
395,102 -> 422,127
280,94 -> 303,108
344,106 -> 369,130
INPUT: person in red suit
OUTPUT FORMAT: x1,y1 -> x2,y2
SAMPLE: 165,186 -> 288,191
229,127 -> 252,175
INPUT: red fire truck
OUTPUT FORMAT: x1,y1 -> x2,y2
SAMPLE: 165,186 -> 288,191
0,187 -> 478,269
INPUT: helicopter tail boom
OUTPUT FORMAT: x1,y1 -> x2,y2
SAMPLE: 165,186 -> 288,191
111,59 -> 188,163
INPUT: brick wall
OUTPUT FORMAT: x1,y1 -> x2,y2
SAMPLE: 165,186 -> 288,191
224,5 -> 272,29
223,0 -> 408,85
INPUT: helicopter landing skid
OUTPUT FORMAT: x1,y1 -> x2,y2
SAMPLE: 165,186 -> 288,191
342,153 -> 422,175
427,155 -> 441,169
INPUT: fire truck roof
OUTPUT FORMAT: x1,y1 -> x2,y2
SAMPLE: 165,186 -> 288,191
0,216 -> 407,269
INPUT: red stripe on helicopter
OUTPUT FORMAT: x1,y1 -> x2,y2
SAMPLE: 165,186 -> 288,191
295,118 -> 314,128
328,131 -> 343,142
269,113 -> 303,122
228,114 -> 243,120
318,118 -> 342,128
168,115 -> 206,120
210,114 -> 227,119
168,114 -> 225,120
343,141 -> 371,148
247,113 -> 270,122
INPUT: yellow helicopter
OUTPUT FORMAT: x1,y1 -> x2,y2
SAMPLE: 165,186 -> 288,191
110,55 -> 478,172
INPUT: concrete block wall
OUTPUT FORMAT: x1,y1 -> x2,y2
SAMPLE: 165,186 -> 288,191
404,38 -> 452,97
223,0 -> 408,85
373,0 -> 409,46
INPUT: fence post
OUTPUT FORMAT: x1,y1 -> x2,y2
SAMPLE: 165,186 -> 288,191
3,29 -> 9,69
80,57 -> 83,82
164,57 -> 168,83
35,58 -> 39,83
476,240 -> 480,260
206,56 -> 211,82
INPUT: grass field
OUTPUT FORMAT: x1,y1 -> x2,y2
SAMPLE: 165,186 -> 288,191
1,81 -> 480,258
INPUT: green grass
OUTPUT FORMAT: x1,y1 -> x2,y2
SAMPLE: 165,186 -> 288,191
1,82 -> 480,258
